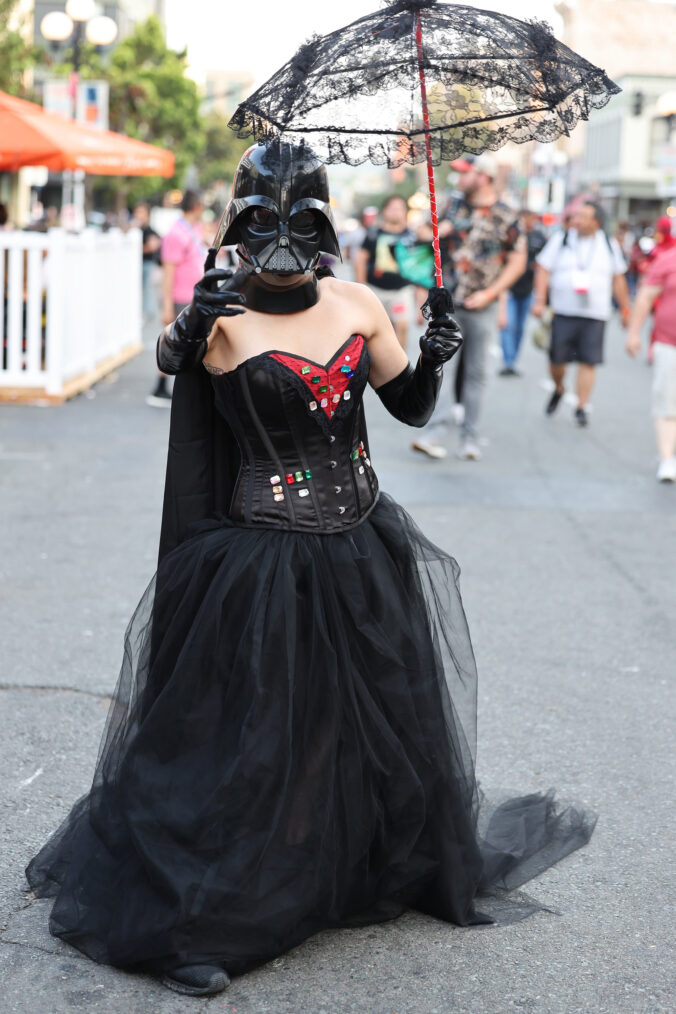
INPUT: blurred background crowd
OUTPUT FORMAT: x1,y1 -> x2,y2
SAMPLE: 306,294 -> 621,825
2,0 -> 676,481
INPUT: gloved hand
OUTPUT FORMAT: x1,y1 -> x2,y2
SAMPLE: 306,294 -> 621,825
157,269 -> 246,375
419,315 -> 463,368
172,268 -> 246,344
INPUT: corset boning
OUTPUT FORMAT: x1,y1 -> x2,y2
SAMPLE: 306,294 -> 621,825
210,334 -> 379,534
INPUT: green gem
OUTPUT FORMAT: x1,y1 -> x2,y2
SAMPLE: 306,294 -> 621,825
351,449 -> 359,460
318,385 -> 328,393
295,470 -> 304,482
312,375 -> 321,383
301,365 -> 311,375
305,469 -> 312,480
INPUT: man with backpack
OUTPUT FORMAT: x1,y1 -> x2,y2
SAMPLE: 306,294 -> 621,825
532,201 -> 630,427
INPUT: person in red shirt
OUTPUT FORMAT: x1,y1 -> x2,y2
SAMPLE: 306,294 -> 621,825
626,244 -> 676,481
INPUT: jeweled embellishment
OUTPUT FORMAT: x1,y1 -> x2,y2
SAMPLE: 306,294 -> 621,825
320,398 -> 328,407
359,465 -> 365,474
343,390 -> 351,400
286,473 -> 295,484
301,365 -> 311,375
312,375 -> 321,383
332,393 -> 341,404
273,493 -> 285,502
294,470 -> 304,482
305,469 -> 312,479
350,449 -> 359,460
272,485 -> 283,494
340,365 -> 351,374
318,385 -> 328,393
270,475 -> 281,484
298,488 -> 309,498
309,401 -> 317,411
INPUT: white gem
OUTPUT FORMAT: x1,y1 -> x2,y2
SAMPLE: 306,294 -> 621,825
320,398 -> 328,407
270,475 -> 281,484
343,390 -> 351,400
273,493 -> 284,502
298,488 -> 309,498
309,401 -> 317,411
272,485 -> 283,494
332,394 -> 340,403
359,465 -> 364,474
365,457 -> 371,466
345,355 -> 350,361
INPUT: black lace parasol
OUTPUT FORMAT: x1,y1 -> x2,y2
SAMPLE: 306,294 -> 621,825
226,0 -> 619,298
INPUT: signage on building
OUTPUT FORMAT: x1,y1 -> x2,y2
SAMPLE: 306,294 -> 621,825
43,79 -> 109,131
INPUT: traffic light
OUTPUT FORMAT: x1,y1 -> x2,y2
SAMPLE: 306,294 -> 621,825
632,91 -> 644,117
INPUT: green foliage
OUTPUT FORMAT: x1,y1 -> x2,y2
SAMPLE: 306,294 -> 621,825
0,0 -> 45,95
194,112 -> 251,190
56,16 -> 206,204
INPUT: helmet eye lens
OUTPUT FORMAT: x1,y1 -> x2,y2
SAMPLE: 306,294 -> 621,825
248,207 -> 278,235
290,210 -> 319,235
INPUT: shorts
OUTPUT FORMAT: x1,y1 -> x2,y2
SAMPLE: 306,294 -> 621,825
369,285 -> 414,325
549,315 -> 606,366
652,342 -> 676,418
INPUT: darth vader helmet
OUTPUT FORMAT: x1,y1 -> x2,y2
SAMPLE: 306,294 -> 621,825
219,139 -> 341,275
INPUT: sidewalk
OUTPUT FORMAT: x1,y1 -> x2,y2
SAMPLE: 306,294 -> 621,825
1,315 -> 673,1013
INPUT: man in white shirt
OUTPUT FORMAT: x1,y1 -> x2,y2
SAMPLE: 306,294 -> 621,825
532,202 -> 630,426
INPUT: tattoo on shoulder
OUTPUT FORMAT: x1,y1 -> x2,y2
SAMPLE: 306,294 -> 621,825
203,362 -> 225,375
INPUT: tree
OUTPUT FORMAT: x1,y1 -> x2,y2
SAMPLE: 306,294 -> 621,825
194,112 -> 251,190
0,0 -> 44,95
59,16 -> 206,204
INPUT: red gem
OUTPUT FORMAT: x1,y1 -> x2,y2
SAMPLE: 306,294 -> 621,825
358,446 -> 364,456
286,473 -> 295,484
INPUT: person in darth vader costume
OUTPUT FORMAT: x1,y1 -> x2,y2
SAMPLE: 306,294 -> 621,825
26,141 -> 595,998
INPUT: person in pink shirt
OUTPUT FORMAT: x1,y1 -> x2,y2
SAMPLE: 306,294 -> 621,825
147,190 -> 206,407
626,243 -> 676,482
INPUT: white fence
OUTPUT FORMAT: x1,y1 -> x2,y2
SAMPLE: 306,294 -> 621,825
0,227 -> 142,401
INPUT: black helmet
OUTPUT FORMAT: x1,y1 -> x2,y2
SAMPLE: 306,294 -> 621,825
220,140 -> 341,274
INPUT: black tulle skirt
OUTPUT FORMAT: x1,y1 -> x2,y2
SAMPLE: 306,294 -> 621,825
26,494 -> 595,976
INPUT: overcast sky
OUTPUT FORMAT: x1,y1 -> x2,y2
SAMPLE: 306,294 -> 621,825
165,0 -> 561,88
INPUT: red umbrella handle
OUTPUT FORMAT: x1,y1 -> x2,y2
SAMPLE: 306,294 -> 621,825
415,12 -> 443,289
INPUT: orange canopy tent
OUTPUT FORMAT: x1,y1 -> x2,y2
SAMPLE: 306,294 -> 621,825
0,90 -> 174,176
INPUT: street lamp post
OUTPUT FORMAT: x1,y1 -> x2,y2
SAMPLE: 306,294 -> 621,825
40,1 -> 118,229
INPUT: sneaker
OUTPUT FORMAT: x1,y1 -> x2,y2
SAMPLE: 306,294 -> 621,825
451,403 -> 465,426
457,438 -> 482,461
412,439 -> 447,460
657,458 -> 676,483
545,389 -> 564,415
162,964 -> 230,997
575,407 -> 589,427
498,366 -> 520,377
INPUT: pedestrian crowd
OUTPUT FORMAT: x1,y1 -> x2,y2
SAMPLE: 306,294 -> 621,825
4,157 -> 672,482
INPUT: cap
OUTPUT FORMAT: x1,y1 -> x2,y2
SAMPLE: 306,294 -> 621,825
449,153 -> 498,178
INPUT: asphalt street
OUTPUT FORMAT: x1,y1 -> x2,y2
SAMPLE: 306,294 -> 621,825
1,311 -> 674,1014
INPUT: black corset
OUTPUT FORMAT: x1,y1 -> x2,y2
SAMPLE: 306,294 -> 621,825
209,334 -> 379,534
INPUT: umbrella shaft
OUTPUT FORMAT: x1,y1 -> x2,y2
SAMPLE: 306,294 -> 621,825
415,14 -> 443,289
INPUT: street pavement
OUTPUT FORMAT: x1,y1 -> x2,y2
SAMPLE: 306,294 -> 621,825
1,312 -> 674,1014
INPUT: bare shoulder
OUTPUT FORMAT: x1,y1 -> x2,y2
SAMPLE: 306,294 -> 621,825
322,275 -> 377,306
321,276 -> 385,337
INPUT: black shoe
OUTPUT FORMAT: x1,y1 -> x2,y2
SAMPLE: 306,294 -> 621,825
162,964 -> 230,996
146,381 -> 172,408
575,407 -> 589,427
545,389 -> 564,415
499,366 -> 519,376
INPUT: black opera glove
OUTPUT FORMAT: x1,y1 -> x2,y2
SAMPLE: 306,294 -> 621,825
375,318 -> 464,428
156,268 -> 246,375
419,315 -> 464,368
